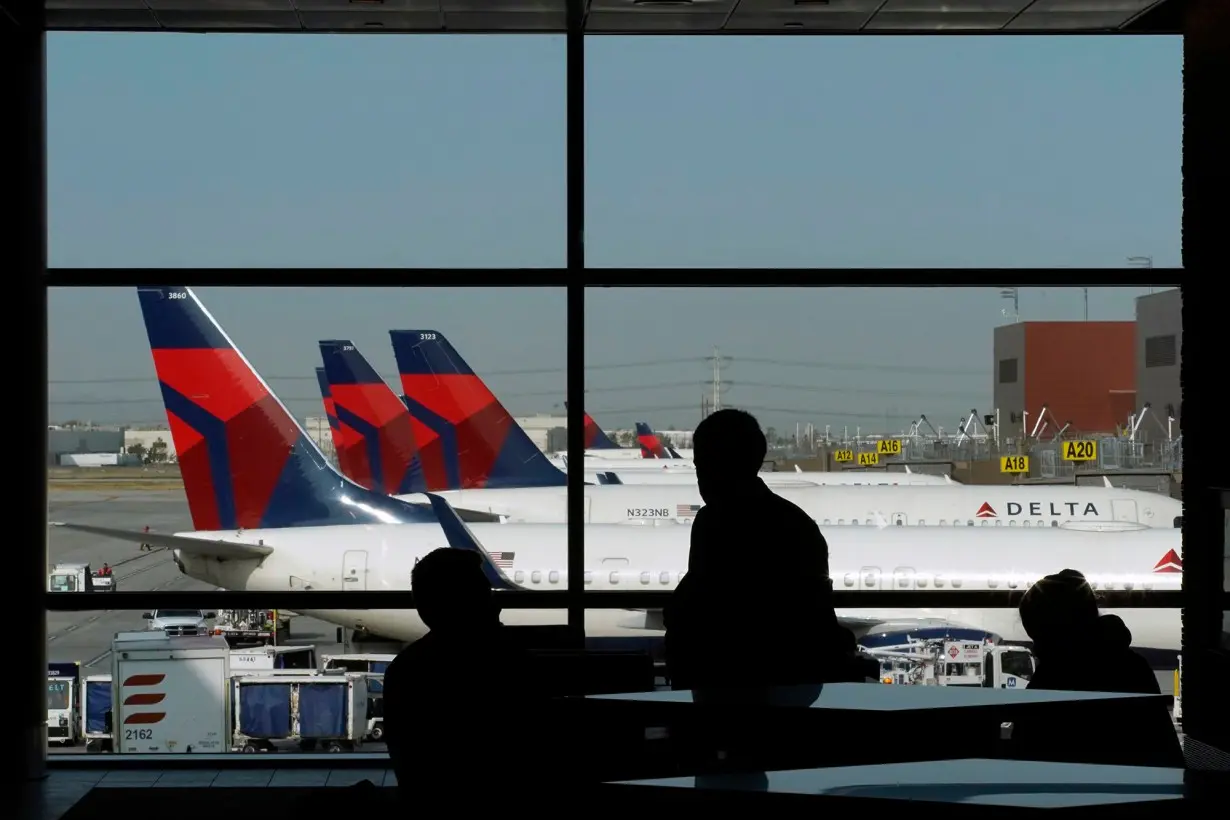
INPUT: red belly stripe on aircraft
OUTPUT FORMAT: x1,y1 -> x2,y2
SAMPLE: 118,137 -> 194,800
124,692 -> 167,706
124,674 -> 166,687
124,712 -> 167,725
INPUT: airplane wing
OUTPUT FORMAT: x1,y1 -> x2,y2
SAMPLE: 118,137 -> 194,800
49,522 -> 274,560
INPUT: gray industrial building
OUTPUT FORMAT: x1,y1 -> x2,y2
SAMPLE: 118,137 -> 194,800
991,322 -> 1026,428
47,427 -> 124,466
1134,289 -> 1182,430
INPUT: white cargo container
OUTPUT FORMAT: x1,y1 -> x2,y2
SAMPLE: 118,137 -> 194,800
111,631 -> 231,754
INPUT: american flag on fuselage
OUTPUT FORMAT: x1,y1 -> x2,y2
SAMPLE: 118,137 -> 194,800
677,504 -> 702,519
489,551 -> 516,569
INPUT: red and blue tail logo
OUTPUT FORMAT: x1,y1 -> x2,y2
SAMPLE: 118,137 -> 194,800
565,401 -> 622,449
315,365 -> 375,492
389,329 -> 566,490
137,287 -> 430,531
635,422 -> 671,459
319,340 -> 429,496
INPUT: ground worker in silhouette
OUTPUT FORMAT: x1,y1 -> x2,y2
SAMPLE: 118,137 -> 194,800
664,408 -> 846,689
140,525 -> 151,552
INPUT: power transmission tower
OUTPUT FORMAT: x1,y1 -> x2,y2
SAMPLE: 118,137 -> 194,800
704,347 -> 733,415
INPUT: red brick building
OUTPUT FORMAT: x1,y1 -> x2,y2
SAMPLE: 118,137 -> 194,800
992,321 -> 1136,434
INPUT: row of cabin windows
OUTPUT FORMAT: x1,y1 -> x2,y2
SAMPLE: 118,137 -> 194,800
507,567 -> 1156,591
819,519 -> 1061,527
511,569 -> 686,586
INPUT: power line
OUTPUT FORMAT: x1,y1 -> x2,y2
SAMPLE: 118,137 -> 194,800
732,381 -> 985,400
731,356 -> 980,376
46,357 -> 706,386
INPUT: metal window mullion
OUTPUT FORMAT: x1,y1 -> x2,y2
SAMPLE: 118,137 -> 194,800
564,0 -> 586,646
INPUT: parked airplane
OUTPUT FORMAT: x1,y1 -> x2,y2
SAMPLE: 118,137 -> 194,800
379,328 -> 950,487
52,286 -> 1180,653
318,339 -> 1180,529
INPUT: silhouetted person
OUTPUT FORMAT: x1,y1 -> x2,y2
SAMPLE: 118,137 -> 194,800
664,409 -> 847,690
382,549 -> 542,801
1012,569 -> 1175,767
1020,569 -> 1159,696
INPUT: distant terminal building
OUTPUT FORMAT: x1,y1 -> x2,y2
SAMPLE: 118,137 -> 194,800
993,321 -> 1136,434
1134,289 -> 1181,430
513,415 -> 568,453
47,426 -> 126,467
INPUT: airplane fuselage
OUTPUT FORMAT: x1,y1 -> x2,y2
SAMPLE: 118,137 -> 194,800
170,523 -> 1182,651
391,483 -> 1182,529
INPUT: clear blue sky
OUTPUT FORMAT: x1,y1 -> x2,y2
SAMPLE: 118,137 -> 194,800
47,34 -> 1180,430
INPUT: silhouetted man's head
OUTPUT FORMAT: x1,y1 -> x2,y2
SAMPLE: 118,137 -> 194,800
1019,568 -> 1099,652
692,409 -> 767,503
411,548 -> 498,634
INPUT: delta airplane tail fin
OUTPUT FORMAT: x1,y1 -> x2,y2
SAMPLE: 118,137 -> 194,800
634,422 -> 671,459
388,329 -> 566,490
565,401 -> 622,450
136,287 -> 432,530
320,339 -> 428,496
314,366 -> 368,489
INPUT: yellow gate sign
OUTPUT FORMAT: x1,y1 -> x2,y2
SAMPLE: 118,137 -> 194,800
1061,440 -> 1098,462
833,449 -> 854,463
876,439 -> 902,456
858,451 -> 880,467
1000,455 -> 1029,474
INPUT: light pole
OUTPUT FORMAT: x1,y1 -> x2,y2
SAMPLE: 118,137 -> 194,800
998,287 -> 1019,321
1127,256 -> 1154,294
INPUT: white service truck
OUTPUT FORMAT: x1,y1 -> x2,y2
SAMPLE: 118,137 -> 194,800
142,609 -> 215,638
232,673 -> 368,753
866,639 -> 1035,690
48,562 -> 105,593
47,662 -> 82,746
111,631 -> 231,754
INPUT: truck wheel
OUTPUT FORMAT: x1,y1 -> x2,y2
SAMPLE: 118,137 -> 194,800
323,741 -> 345,753
242,742 -> 261,753
370,725 -> 384,742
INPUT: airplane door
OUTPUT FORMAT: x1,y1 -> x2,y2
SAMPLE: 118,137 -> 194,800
892,567 -> 915,590
859,567 -> 881,590
1111,500 -> 1139,523
343,550 -> 368,591
892,512 -> 907,526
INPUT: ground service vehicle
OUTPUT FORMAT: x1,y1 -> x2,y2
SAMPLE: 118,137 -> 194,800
111,631 -> 231,754
47,662 -> 82,746
232,673 -> 368,753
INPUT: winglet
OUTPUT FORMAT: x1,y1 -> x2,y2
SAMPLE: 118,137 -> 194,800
794,465 -> 802,474
1103,476 -> 1113,489
424,493 -> 523,591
